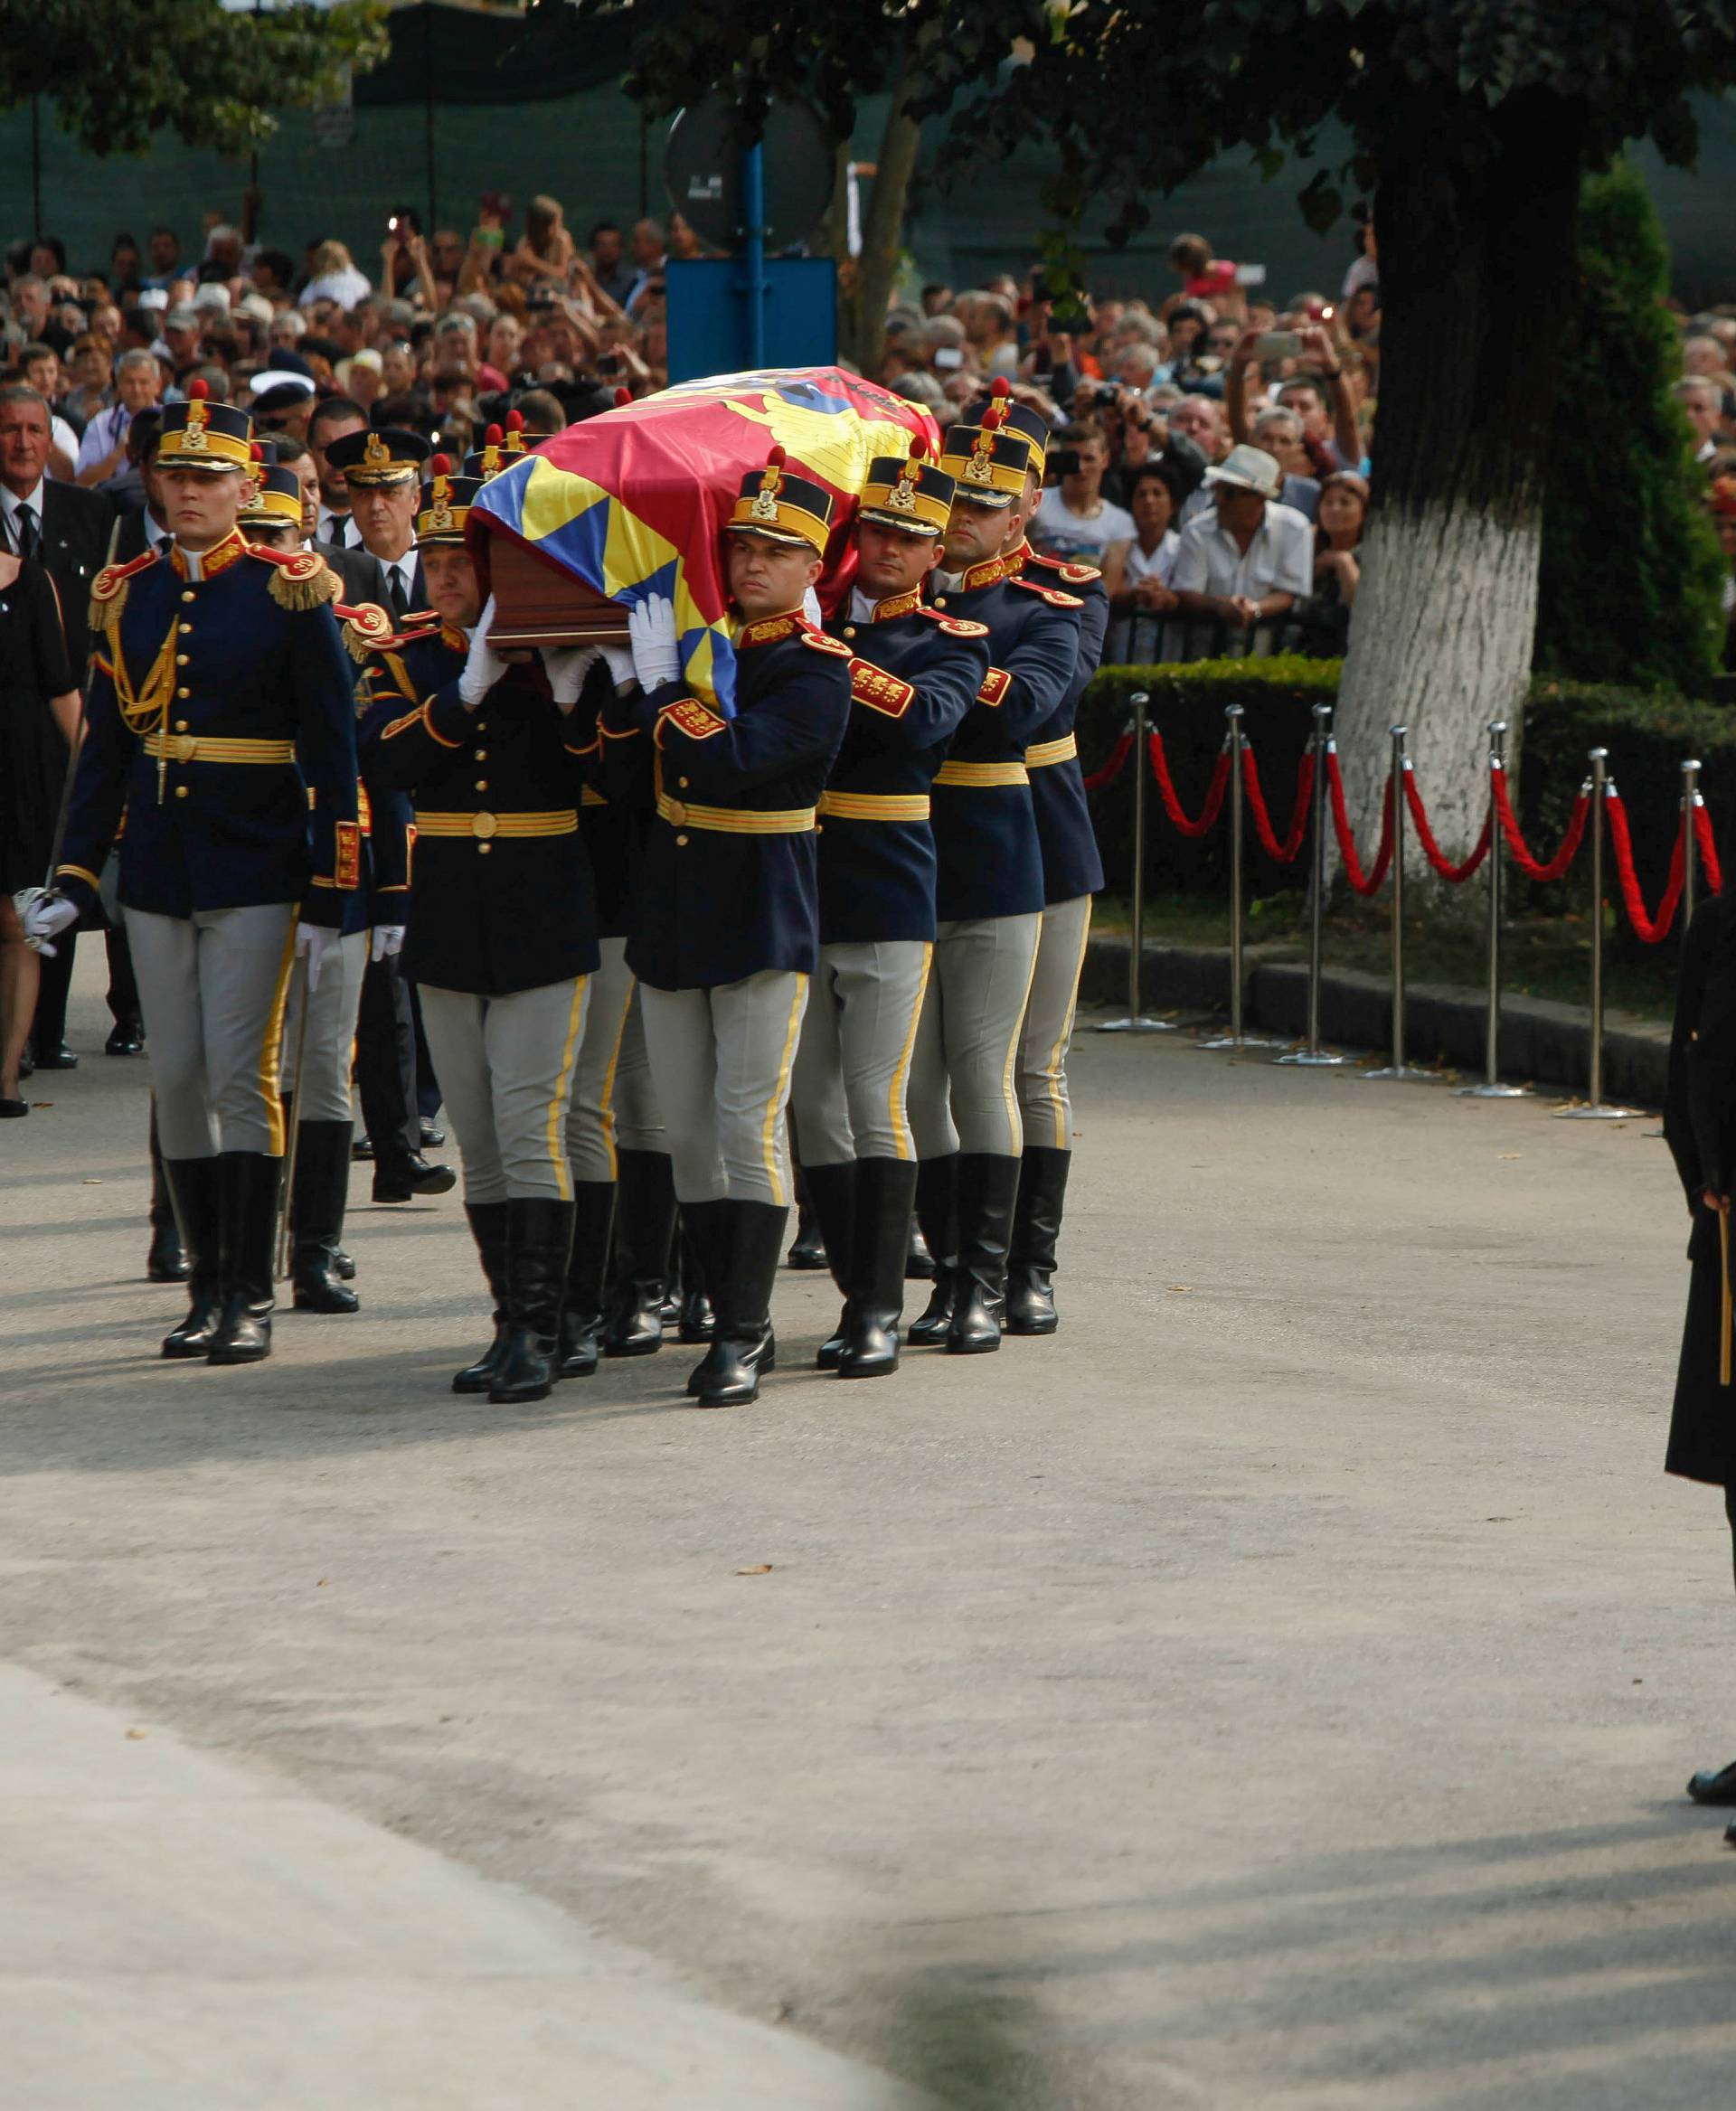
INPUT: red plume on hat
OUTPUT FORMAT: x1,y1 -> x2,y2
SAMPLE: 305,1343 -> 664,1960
614,387 -> 632,408
505,409 -> 524,431
430,452 -> 452,476
250,440 -> 263,460
187,377 -> 210,401
908,434 -> 928,461
484,423 -> 503,447
768,444 -> 787,468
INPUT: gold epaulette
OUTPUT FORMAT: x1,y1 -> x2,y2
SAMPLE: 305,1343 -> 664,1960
336,600 -> 397,664
87,549 -> 157,636
250,543 -> 340,610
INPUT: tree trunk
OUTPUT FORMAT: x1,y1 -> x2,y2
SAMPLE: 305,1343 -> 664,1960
1335,91 -> 1587,878
850,61 -> 922,379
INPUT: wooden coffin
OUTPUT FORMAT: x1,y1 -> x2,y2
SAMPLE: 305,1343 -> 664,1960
483,531 -> 628,647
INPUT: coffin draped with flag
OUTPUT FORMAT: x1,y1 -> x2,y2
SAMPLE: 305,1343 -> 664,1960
467,367 -> 939,716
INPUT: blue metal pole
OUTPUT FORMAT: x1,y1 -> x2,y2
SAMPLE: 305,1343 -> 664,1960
741,139 -> 767,369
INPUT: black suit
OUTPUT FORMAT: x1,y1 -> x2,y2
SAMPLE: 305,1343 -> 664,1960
313,537 -> 394,608
107,509 -> 174,568
21,480 -> 136,1057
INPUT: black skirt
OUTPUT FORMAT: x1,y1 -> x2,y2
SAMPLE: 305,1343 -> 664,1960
0,560 -> 77,895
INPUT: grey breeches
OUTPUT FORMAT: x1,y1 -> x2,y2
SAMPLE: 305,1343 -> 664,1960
638,971 -> 809,1206
564,934 -> 662,1183
1015,894 -> 1092,1152
906,912 -> 1042,1160
125,902 -> 297,1158
418,977 -> 590,1206
278,928 -> 368,1124
788,938 -> 933,1166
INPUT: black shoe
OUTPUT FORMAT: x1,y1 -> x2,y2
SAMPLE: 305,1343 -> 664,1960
490,1197 -> 575,1405
207,1152 -> 281,1364
905,1220 -> 935,1280
904,1155 -> 958,1347
146,1221 -> 189,1283
160,1158 -> 222,1358
105,1020 -> 146,1057
373,1152 -> 457,1203
452,1202 -> 512,1393
334,1248 -> 356,1281
1688,1761 -> 1736,1805
290,1120 -> 360,1314
798,1162 -> 856,1369
352,1134 -> 375,1161
602,1149 -> 676,1356
946,1153 -> 1019,1355
0,1098 -> 27,1118
33,1042 -> 78,1070
558,1180 -> 616,1380
1005,1145 -> 1071,1336
694,1201 -> 786,1408
420,1118 -> 446,1149
838,1157 -> 920,1380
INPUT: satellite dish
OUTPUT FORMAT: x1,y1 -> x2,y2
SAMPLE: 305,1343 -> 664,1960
665,95 -> 835,251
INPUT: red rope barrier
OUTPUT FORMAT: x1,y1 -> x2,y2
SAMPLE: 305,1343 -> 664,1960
1146,730 -> 1231,839
1490,765 -> 1590,883
1241,744 -> 1315,863
1401,768 -> 1492,883
1694,802 -> 1724,896
1605,790 -> 1687,945
1081,730 -> 1133,793
1324,748 -> 1393,897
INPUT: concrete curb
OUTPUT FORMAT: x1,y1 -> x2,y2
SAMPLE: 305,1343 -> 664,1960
1080,937 -> 1671,1106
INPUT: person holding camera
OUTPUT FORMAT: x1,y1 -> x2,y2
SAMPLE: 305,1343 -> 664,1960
1028,422 -> 1134,568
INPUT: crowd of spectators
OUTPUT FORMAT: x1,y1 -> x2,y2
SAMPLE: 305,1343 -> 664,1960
2,203 -> 1382,664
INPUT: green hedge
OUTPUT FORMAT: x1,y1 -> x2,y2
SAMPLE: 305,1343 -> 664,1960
1082,661 -> 1736,940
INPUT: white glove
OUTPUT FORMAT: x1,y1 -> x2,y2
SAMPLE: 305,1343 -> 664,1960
458,593 -> 507,705
18,889 -> 77,957
627,592 -> 681,691
296,920 -> 335,993
801,586 -> 824,627
599,642 -> 637,690
542,644 -> 600,708
370,924 -> 406,963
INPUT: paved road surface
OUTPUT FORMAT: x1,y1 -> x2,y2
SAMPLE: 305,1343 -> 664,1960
2,959 -> 1731,2109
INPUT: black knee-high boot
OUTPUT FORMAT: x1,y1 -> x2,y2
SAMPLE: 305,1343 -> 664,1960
602,1149 -> 676,1355
491,1197 -> 575,1405
289,1119 -> 360,1314
146,1103 -> 189,1283
453,1201 -> 512,1393
945,1153 -> 1019,1355
559,1180 -> 617,1379
1005,1145 -> 1071,1335
693,1201 -> 786,1409
160,1158 -> 222,1359
904,1154 -> 958,1347
838,1157 -> 919,1379
801,1160 -> 857,1369
206,1153 -> 281,1364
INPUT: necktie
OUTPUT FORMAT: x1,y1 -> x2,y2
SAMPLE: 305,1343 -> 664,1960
14,505 -> 38,561
387,568 -> 410,620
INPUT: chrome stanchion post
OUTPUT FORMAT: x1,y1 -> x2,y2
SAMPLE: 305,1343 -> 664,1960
1555,746 -> 1642,1120
1458,719 -> 1529,1099
1277,702 -> 1350,1067
1098,690 -> 1175,1034
1199,703 -> 1279,1051
1683,756 -> 1702,938
1363,724 -> 1429,1082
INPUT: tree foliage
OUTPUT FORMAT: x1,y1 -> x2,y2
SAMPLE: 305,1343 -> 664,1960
2,0 -> 389,157
1534,161 -> 1725,697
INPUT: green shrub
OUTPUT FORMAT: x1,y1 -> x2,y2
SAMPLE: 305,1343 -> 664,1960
1534,161 -> 1725,696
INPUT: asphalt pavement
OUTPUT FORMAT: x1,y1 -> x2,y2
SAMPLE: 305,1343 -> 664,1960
3,957 -> 1732,2109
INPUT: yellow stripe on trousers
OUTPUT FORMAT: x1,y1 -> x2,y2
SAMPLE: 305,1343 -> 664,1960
543,977 -> 590,1202
760,975 -> 808,1208
1001,936 -> 1043,1155
1043,900 -> 1093,1150
887,943 -> 934,1163
259,922 -> 299,1157
595,972 -> 635,1183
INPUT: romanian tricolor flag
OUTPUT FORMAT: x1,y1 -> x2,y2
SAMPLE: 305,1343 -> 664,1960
468,367 -> 939,715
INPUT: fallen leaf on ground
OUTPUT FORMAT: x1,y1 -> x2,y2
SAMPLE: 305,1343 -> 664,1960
736,1564 -> 774,1576
1168,1285 -> 1193,1294
125,1728 -> 147,1739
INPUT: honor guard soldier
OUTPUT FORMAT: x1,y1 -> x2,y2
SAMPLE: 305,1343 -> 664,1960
995,386 -> 1110,1335
367,462 -> 600,1406
322,422 -> 455,1209
787,437 -> 989,1378
24,380 -> 362,1365
901,395 -> 1082,1355
599,446 -> 853,1408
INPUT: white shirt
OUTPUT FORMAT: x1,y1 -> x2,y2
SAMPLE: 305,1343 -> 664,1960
75,401 -> 135,475
0,477 -> 47,555
1122,530 -> 1179,589
375,550 -> 418,608
316,505 -> 357,547
1030,485 -> 1136,565
1170,500 -> 1314,602
48,413 -> 80,473
299,266 -> 372,309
